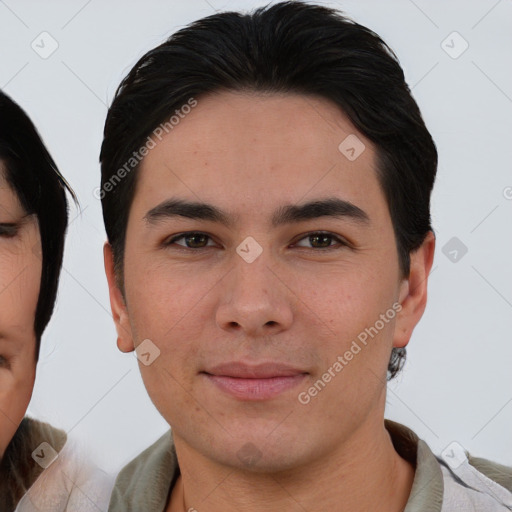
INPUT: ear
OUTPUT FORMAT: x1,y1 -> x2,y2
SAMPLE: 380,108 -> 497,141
103,242 -> 135,353
393,231 -> 435,349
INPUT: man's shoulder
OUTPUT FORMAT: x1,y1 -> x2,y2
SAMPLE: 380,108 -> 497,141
438,454 -> 512,511
467,453 -> 512,492
385,419 -> 512,511
436,450 -> 512,511
108,429 -> 179,512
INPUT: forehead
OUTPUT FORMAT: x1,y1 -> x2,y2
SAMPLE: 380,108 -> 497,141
144,90 -> 368,160
132,91 -> 387,222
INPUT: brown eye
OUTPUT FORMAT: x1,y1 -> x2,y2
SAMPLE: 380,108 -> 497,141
309,233 -> 333,248
0,355 -> 11,369
165,232 -> 215,249
294,232 -> 347,249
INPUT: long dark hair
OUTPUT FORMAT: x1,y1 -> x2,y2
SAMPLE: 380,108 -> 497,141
0,90 -> 77,357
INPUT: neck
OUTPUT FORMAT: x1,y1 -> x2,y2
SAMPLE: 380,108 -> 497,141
167,418 -> 414,512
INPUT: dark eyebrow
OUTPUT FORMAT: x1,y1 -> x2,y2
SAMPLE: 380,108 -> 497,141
144,197 -> 370,228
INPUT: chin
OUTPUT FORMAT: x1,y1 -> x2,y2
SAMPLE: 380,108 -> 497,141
198,429 -> 312,475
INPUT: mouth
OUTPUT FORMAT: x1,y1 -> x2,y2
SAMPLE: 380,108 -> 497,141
201,362 -> 308,400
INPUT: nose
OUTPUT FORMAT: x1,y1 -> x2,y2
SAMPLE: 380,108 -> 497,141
215,246 -> 294,338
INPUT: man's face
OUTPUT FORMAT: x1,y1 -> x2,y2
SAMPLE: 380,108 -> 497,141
0,169 -> 40,459
107,91 -> 430,471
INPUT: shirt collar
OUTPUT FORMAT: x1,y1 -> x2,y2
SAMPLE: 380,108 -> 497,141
385,419 -> 443,512
109,420 -> 444,512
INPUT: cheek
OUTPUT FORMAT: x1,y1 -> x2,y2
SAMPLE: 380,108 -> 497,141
126,265 -> 239,426
0,231 -> 40,458
0,252 -> 41,331
125,263 -> 206,389
304,264 -> 398,329
20,256 -> 42,314
297,265 -> 400,389
0,414 -> 19,459
0,361 -> 36,457
125,251 -> 221,344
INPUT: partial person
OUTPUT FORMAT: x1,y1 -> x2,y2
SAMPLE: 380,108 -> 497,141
0,90 -> 113,511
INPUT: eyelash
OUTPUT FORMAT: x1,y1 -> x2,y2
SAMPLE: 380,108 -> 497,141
0,355 -> 10,369
164,231 -> 350,252
0,223 -> 19,238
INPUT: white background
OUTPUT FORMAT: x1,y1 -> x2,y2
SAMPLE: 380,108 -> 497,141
0,0 -> 511,474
